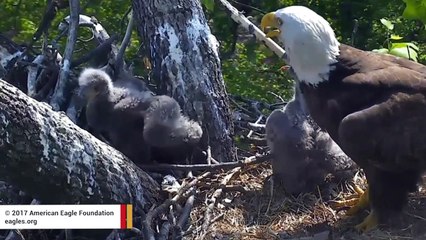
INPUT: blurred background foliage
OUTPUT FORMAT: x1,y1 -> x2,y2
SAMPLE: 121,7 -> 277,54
1,0 -> 425,103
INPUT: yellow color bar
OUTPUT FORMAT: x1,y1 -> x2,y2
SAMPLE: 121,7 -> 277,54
126,204 -> 133,229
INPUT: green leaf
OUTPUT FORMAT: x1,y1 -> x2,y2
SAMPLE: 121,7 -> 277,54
389,42 -> 419,62
402,0 -> 426,25
202,0 -> 215,11
390,34 -> 403,40
380,18 -> 394,30
372,48 -> 390,54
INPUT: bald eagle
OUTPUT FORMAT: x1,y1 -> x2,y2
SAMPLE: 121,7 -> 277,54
261,6 -> 426,232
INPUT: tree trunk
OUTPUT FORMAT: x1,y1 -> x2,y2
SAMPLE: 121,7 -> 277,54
132,0 -> 236,162
0,80 -> 160,214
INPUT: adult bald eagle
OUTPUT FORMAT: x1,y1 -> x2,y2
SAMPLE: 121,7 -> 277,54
261,6 -> 426,231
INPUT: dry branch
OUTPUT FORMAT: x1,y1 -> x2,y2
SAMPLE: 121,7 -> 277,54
143,172 -> 211,240
201,167 -> 241,237
0,79 -> 160,213
30,0 -> 68,47
70,35 -> 118,68
50,0 -> 80,111
26,55 -> 45,97
139,154 -> 271,171
114,10 -> 134,76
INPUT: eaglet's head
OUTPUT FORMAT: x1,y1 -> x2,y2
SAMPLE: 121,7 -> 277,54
261,6 -> 340,85
78,68 -> 113,101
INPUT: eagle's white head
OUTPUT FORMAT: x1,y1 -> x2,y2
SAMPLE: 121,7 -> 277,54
261,6 -> 340,85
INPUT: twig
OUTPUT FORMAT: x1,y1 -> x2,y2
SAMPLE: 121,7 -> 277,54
158,222 -> 171,240
229,0 -> 266,14
268,91 -> 285,103
139,154 -> 271,171
206,146 -> 212,165
70,35 -> 118,68
229,95 -> 255,118
30,0 -> 68,49
177,193 -> 195,228
247,115 -> 263,138
50,0 -> 80,111
183,213 -> 224,237
201,167 -> 241,238
142,172 -> 211,240
115,10 -> 134,76
248,122 -> 266,130
27,55 -> 45,97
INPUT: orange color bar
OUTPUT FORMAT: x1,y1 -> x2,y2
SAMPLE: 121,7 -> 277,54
126,204 -> 133,229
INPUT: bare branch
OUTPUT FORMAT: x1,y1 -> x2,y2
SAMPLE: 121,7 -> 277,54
30,0 -> 68,48
70,35 -> 118,68
50,0 -> 80,111
139,154 -> 271,171
201,167 -> 241,237
143,172 -> 211,240
26,55 -> 45,97
115,10 -> 134,76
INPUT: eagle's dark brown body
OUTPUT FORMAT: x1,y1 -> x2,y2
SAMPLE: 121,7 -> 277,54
300,44 -> 426,221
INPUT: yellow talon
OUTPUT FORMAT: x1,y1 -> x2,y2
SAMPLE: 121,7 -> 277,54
332,186 -> 369,216
346,188 -> 369,216
333,197 -> 360,208
353,184 -> 364,195
355,210 -> 379,232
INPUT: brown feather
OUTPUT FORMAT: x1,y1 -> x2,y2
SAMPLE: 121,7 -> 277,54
300,44 -> 426,221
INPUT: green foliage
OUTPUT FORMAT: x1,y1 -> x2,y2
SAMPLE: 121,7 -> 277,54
1,0 -> 426,105
201,0 -> 215,12
372,17 -> 420,61
222,43 -> 294,103
402,0 -> 426,26
380,18 -> 395,30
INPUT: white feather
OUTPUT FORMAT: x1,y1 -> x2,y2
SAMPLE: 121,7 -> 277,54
276,6 -> 340,85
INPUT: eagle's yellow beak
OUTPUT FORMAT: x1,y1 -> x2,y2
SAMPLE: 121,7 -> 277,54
261,12 -> 281,38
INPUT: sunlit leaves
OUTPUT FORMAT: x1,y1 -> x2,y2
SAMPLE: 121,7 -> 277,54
389,42 -> 419,61
390,34 -> 403,40
402,0 -> 426,26
380,18 -> 394,30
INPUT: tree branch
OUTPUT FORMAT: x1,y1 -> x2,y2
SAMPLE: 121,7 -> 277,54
114,10 -> 134,76
139,154 -> 271,171
50,0 -> 80,111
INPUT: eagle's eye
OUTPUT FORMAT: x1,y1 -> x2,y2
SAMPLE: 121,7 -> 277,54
277,18 -> 283,26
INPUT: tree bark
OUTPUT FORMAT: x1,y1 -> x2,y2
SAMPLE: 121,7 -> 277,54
0,80 -> 160,214
132,0 -> 236,162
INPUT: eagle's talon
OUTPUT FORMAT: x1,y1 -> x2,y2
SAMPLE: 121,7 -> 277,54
355,210 -> 378,232
332,185 -> 368,216
332,197 -> 359,208
347,186 -> 369,215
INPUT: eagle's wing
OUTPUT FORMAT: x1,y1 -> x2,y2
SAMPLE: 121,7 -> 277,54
338,92 -> 426,171
338,44 -> 426,89
336,45 -> 426,171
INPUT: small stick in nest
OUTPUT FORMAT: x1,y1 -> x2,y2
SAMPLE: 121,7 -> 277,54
200,167 -> 242,238
142,172 -> 211,240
